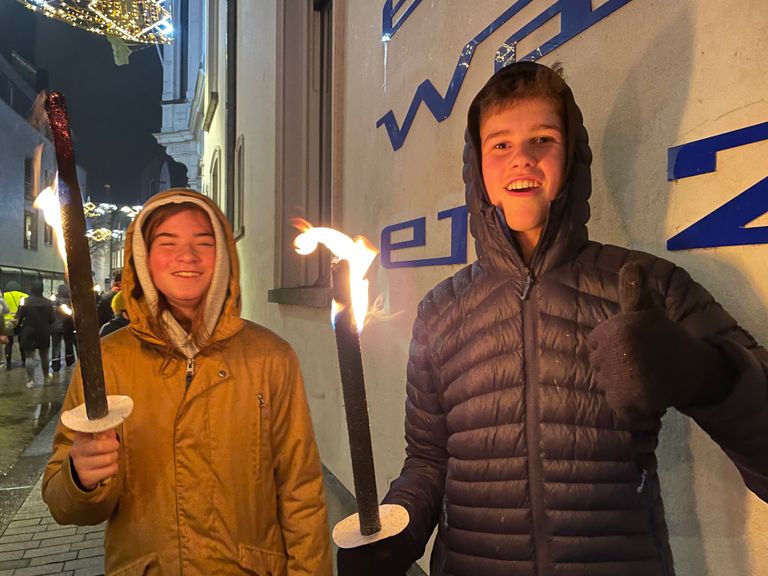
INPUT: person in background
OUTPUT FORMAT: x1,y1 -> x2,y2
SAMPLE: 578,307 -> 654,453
0,297 -> 9,349
44,189 -> 332,575
51,284 -> 77,373
97,270 -> 122,327
3,280 -> 28,369
16,280 -> 55,388
99,290 -> 129,338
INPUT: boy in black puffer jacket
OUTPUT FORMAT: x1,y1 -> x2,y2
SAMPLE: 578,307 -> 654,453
339,62 -> 768,576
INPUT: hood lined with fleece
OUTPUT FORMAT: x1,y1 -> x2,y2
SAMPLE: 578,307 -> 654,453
122,189 -> 243,357
463,61 -> 594,277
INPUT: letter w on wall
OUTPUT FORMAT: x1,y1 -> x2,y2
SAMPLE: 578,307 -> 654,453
377,0 -> 633,150
667,121 -> 768,250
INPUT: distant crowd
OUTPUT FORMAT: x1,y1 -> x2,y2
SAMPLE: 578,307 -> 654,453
0,271 -> 129,388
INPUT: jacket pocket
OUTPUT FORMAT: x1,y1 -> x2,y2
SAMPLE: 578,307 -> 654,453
108,553 -> 157,576
238,543 -> 287,576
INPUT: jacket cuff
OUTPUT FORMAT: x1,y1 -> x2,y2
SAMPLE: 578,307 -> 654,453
62,452 -> 119,504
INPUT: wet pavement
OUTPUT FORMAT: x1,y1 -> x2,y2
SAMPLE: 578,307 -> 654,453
0,353 -> 72,535
0,359 -> 71,477
0,352 -> 427,575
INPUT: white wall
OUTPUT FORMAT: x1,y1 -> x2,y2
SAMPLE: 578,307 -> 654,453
229,1 -> 767,573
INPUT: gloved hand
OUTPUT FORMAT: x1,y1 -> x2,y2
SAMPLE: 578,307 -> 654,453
337,528 -> 417,576
587,261 -> 733,422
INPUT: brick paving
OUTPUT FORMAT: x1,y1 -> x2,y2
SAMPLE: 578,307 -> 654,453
0,475 -> 105,576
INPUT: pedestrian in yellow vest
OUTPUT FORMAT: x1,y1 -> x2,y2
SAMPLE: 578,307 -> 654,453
3,281 -> 28,369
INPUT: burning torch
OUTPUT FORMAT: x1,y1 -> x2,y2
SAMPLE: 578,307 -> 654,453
294,221 -> 409,549
36,92 -> 132,433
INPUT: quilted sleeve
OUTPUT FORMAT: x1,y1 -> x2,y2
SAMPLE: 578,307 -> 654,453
663,265 -> 768,502
382,301 -> 450,557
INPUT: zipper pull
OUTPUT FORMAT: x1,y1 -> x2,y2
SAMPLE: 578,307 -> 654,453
637,469 -> 648,494
521,268 -> 535,300
257,393 -> 265,409
185,358 -> 195,389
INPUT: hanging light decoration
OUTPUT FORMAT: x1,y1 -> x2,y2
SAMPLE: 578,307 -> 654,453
17,0 -> 173,45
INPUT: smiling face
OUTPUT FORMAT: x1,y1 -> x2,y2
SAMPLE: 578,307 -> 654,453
147,207 -> 216,321
480,97 -> 566,261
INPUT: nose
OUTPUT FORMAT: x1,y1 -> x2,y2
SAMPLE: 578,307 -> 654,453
176,243 -> 201,262
506,142 -> 535,168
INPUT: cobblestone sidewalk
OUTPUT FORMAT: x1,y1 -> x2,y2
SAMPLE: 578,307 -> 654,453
0,474 -> 105,576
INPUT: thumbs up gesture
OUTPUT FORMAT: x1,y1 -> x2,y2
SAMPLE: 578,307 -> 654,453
587,261 -> 732,422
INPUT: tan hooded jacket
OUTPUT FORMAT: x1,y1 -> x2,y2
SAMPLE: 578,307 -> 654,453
43,190 -> 332,576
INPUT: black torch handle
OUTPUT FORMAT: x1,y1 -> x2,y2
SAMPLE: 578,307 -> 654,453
332,260 -> 381,536
45,92 -> 108,420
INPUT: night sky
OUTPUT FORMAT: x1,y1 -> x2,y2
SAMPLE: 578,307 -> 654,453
0,0 -> 184,204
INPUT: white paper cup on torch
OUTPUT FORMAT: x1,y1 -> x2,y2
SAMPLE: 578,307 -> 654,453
61,395 -> 134,434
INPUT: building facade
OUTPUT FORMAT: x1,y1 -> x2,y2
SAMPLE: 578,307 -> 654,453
0,50 -> 71,297
182,1 -> 768,573
154,0 -> 206,192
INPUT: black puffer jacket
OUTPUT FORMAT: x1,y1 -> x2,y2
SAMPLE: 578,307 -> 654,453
17,294 -> 55,350
383,63 -> 768,576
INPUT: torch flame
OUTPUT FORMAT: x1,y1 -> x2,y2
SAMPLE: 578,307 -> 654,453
33,173 -> 67,263
293,219 -> 378,333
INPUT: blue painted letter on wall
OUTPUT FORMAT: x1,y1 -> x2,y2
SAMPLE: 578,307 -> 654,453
377,0 -> 633,151
667,121 -> 768,250
382,0 -> 424,40
381,205 -> 468,268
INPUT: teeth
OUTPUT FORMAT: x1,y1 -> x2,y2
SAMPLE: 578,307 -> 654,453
506,180 -> 541,191
174,272 -> 200,277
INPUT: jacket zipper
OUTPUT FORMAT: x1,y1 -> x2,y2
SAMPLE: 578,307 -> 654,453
185,357 -> 195,390
257,392 -> 265,409
641,470 -> 670,576
521,268 -> 548,575
176,356 -> 195,573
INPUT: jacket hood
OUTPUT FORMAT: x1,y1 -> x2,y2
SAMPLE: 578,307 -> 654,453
122,189 -> 243,357
464,61 -> 593,276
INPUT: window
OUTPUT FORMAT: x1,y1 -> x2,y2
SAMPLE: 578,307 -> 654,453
233,135 -> 245,240
44,223 -> 53,246
210,148 -> 221,206
24,157 -> 34,199
207,0 -> 219,89
204,0 -> 219,131
111,239 -> 124,272
24,210 -> 38,251
270,0 -> 333,304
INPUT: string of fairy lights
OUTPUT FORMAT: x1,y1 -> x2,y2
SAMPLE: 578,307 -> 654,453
84,203 -> 142,244
16,0 -> 173,45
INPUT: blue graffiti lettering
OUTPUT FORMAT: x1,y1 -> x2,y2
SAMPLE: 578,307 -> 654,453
667,121 -> 768,250
377,0 -> 633,151
381,205 -> 468,268
382,0 -> 424,40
